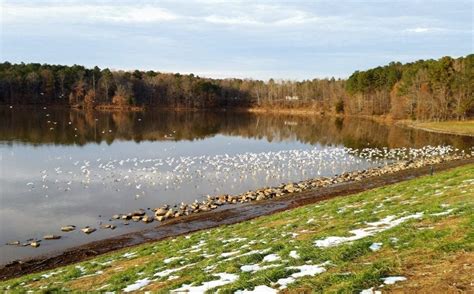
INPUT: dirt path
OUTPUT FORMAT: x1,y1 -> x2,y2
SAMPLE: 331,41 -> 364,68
1,157 -> 473,281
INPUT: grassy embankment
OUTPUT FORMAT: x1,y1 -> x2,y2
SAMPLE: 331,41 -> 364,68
404,120 -> 474,137
1,164 -> 473,292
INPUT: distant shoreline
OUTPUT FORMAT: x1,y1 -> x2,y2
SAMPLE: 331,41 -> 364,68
398,120 -> 474,137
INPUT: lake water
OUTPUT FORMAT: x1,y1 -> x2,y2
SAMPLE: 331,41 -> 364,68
0,107 -> 472,264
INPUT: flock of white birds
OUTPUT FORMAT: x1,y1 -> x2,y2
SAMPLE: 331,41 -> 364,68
25,145 -> 462,205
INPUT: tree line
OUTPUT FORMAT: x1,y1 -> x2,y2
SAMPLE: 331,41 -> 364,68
0,54 -> 472,120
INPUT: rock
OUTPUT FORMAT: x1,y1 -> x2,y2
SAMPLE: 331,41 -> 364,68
6,240 -> 20,246
154,208 -> 167,217
142,215 -> 154,223
61,225 -> 76,232
100,224 -> 116,229
81,227 -> 96,234
132,215 -> 142,222
112,214 -> 121,220
256,195 -> 266,201
121,213 -> 132,220
30,241 -> 40,248
156,216 -> 165,222
164,209 -> 174,218
132,209 -> 146,216
44,235 -> 61,240
284,184 -> 295,193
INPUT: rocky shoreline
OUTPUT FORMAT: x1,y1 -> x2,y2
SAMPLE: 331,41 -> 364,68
129,152 -> 470,223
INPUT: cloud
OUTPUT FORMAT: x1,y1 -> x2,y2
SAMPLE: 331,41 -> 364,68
203,15 -> 262,26
2,3 -> 179,24
405,27 -> 434,33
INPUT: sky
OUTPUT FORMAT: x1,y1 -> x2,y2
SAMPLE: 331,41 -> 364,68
0,0 -> 472,80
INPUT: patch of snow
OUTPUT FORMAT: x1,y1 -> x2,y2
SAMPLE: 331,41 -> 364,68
220,251 -> 240,258
430,209 -> 454,216
171,273 -> 237,293
168,275 -> 179,280
235,285 -> 277,293
240,264 -> 279,273
360,287 -> 381,294
314,213 -> 423,248
41,270 -> 63,279
122,252 -> 137,259
164,257 -> 181,264
75,266 -> 86,275
262,254 -> 280,263
222,237 -> 247,243
369,243 -> 382,252
154,263 -> 195,278
289,251 -> 300,259
382,276 -> 407,285
123,278 -> 150,292
276,262 -> 329,289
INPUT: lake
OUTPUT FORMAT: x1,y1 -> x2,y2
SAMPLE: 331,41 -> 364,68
0,107 -> 472,264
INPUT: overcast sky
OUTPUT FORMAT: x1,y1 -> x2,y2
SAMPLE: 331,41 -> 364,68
1,0 -> 472,80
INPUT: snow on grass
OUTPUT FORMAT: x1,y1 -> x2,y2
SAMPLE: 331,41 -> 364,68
262,253 -> 280,263
276,262 -> 328,289
369,242 -> 382,252
122,252 -> 137,259
240,264 -> 280,273
220,251 -> 240,258
171,273 -> 238,293
360,287 -> 381,294
164,257 -> 181,264
314,213 -> 423,248
222,237 -> 247,243
289,250 -> 300,259
41,270 -> 63,279
430,209 -> 454,216
382,276 -> 407,285
154,264 -> 195,278
235,285 -> 278,293
123,278 -> 151,292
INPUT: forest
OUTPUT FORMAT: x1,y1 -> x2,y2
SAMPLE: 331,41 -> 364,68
0,55 -> 472,120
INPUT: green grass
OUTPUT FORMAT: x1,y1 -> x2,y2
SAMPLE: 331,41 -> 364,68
411,120 -> 474,136
1,165 -> 473,293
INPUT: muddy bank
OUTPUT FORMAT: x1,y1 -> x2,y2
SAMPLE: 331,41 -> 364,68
1,157 -> 472,281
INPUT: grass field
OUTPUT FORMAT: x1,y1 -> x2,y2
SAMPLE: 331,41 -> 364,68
408,120 -> 474,136
1,165 -> 473,293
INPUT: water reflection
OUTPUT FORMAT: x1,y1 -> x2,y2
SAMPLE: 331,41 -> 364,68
0,107 -> 472,149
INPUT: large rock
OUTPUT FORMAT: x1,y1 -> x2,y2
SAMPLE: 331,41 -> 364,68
256,195 -> 266,201
61,225 -> 76,232
142,215 -> 154,223
44,235 -> 61,240
154,208 -> 167,217
81,227 -> 96,234
132,209 -> 146,216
